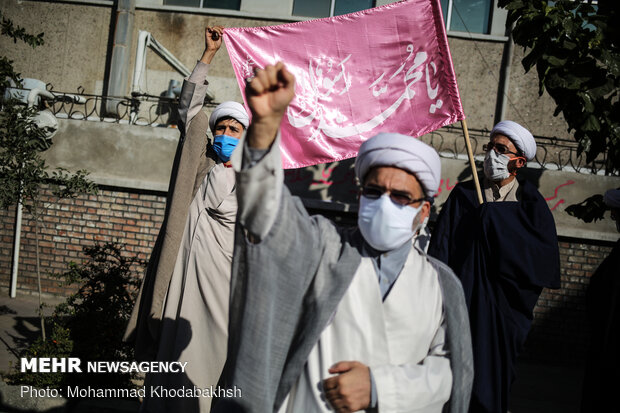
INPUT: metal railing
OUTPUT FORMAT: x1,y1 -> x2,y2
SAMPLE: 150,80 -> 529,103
36,87 -> 219,127
423,125 -> 611,175
8,87 -> 612,175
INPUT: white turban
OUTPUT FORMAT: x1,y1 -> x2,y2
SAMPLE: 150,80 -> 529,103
355,132 -> 441,197
604,188 -> 620,208
491,120 -> 537,161
208,101 -> 249,134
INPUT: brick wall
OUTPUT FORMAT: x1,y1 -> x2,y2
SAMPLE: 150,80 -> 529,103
0,187 -> 166,297
522,238 -> 615,363
0,188 -> 616,363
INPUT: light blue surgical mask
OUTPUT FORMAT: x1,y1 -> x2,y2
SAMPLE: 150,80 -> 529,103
213,134 -> 240,162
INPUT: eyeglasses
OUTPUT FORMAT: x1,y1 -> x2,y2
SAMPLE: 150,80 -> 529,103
483,142 -> 521,157
361,186 -> 426,206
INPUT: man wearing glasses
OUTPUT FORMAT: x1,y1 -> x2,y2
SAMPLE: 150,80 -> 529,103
428,121 -> 561,413
214,63 -> 473,413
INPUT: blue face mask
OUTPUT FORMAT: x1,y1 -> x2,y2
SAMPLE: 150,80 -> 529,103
213,134 -> 240,162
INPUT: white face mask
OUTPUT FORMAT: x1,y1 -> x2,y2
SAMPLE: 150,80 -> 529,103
483,149 -> 511,181
358,194 -> 423,251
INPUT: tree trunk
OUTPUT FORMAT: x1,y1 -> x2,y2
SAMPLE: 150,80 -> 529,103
34,207 -> 46,341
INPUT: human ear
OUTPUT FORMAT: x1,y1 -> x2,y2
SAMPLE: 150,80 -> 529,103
419,200 -> 431,221
515,157 -> 526,168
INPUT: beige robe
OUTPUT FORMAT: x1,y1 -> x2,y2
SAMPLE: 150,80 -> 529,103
142,163 -> 236,413
125,67 -> 217,361
126,63 -> 235,412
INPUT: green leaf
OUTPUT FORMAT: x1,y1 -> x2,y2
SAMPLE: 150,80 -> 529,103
579,92 -> 595,113
544,54 -> 568,67
581,115 -> 601,132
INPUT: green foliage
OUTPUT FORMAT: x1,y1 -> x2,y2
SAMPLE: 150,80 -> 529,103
565,194 -> 607,223
50,168 -> 99,199
0,9 -> 44,98
9,323 -> 73,388
0,11 -> 97,211
9,243 -> 145,389
0,102 -> 50,210
0,10 -> 44,47
499,0 -> 620,174
0,10 -> 98,346
0,99 -> 98,213
52,242 -> 144,388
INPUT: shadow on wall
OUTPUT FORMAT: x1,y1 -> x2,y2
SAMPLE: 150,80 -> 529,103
510,239 -> 615,412
521,240 -> 614,364
284,158 -> 358,206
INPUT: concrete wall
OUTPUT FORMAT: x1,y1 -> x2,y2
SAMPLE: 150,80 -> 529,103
0,0 -> 111,94
42,119 -> 179,191
241,0 -> 294,16
40,119 -> 619,242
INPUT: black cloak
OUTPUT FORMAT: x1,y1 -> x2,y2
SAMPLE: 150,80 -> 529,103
428,179 -> 561,413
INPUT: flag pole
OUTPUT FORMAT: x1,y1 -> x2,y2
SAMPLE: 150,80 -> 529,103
461,119 -> 483,204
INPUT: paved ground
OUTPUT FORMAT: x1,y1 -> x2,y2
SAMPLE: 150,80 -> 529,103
0,294 -> 584,412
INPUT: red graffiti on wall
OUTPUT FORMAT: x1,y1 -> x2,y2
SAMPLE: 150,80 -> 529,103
310,167 -> 335,187
434,179 -> 458,197
544,180 -> 575,210
286,169 -> 576,212
308,166 -> 357,188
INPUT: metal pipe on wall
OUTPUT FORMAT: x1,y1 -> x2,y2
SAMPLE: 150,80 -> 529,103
10,201 -> 23,298
494,23 -> 515,124
105,0 -> 136,116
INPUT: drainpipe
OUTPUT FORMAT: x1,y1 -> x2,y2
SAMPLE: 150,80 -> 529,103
494,23 -> 515,124
105,0 -> 136,116
10,202 -> 23,298
131,30 -> 214,100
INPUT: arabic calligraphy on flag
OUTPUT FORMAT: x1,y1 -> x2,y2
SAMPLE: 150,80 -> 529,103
224,0 -> 464,169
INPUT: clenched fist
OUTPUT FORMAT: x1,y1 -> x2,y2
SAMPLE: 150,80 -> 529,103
245,62 -> 296,150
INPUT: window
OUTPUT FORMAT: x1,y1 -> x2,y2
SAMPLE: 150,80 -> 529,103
293,0 -> 375,18
440,0 -> 492,34
164,0 -> 241,10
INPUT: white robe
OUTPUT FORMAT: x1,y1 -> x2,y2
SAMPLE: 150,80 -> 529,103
279,248 -> 452,413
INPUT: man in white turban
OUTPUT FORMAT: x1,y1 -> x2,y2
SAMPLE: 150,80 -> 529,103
212,63 -> 473,413
428,120 -> 561,413
582,188 -> 620,412
125,26 -> 248,413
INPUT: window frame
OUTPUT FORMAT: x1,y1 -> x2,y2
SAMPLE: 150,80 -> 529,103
442,0 -> 493,35
292,0 -> 376,18
163,0 -> 241,10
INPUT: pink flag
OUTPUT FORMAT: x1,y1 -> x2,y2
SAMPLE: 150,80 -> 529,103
224,0 -> 464,169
